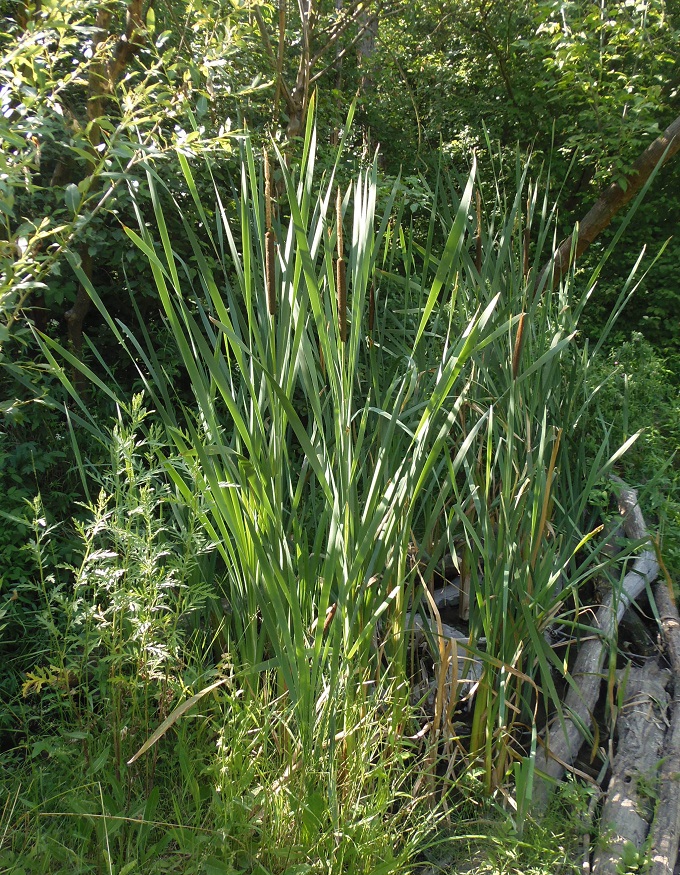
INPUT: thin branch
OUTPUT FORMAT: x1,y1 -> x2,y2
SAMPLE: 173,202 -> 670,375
311,0 -> 388,71
311,11 -> 391,84
253,3 -> 293,107
108,0 -> 145,85
310,0 -> 370,64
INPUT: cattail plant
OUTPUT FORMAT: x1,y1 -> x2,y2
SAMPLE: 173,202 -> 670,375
422,156 -> 650,799
41,106 -> 651,827
48,105 -> 495,754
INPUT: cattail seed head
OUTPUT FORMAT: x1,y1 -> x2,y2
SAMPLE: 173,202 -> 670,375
512,312 -> 526,379
322,602 -> 337,636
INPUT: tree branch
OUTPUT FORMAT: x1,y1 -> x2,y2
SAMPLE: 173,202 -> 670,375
538,113 -> 680,292
311,10 -> 388,84
253,3 -> 293,108
309,0 -> 373,68
108,0 -> 145,84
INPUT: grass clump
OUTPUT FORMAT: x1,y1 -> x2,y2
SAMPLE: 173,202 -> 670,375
1,401 -> 440,873
2,111 -> 674,871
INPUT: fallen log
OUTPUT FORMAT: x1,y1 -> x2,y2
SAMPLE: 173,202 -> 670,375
647,576 -> 680,875
591,661 -> 670,875
532,479 -> 659,811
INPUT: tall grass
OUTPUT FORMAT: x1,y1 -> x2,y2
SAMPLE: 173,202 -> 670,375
59,110 -> 497,723
2,396 -> 442,874
25,116 -> 655,866
29,107 -> 497,868
395,152 -> 651,803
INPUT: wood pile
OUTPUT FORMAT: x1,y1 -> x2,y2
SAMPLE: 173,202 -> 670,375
412,477 -> 680,874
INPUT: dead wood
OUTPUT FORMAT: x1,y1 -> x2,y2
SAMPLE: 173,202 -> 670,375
407,613 -> 481,688
432,580 -> 461,610
654,575 -> 680,676
647,577 -> 680,875
533,479 -> 659,811
591,661 -> 669,875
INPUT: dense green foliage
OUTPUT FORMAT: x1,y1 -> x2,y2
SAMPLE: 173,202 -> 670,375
2,1 -> 680,872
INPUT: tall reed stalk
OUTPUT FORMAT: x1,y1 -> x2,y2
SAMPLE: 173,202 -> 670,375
382,149 -> 653,800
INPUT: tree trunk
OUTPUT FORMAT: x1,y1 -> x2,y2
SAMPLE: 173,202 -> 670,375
357,8 -> 378,157
65,247 -> 92,359
357,9 -> 378,93
254,1 -> 381,145
538,113 -> 680,291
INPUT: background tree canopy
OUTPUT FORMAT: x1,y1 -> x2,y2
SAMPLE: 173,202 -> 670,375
2,0 -> 679,363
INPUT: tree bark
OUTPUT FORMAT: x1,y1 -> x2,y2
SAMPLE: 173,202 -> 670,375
357,8 -> 378,93
647,578 -> 680,875
65,247 -> 92,359
356,8 -> 378,156
591,661 -> 669,875
538,113 -> 680,291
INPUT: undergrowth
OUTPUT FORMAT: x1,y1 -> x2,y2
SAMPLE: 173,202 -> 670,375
587,332 -> 680,579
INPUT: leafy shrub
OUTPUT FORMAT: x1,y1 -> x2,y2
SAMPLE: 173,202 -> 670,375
0,394 -> 83,744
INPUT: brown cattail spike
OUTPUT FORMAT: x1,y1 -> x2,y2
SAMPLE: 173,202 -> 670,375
264,150 -> 272,232
322,602 -> 337,636
266,229 -> 276,316
512,312 -> 526,379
